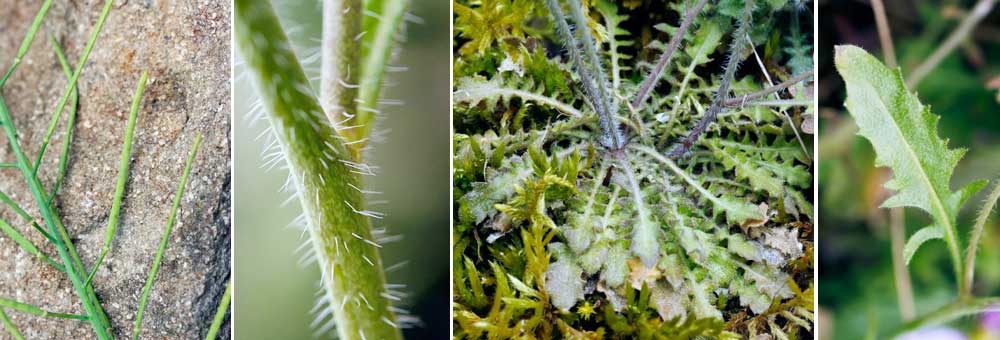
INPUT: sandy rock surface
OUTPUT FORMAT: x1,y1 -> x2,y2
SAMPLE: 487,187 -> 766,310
0,0 -> 230,338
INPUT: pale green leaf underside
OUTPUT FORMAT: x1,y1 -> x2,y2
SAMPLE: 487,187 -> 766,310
835,45 -> 973,273
454,77 -> 585,118
835,45 -> 965,223
904,225 -> 942,265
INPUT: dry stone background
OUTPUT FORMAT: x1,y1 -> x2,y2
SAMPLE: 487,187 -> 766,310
0,0 -> 230,338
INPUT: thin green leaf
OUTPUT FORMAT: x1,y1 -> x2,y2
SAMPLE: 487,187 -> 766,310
0,190 -> 55,244
0,309 -> 25,340
619,157 -> 659,266
0,0 -> 53,86
86,70 -> 149,287
632,145 -> 763,225
204,279 -> 232,340
33,0 -> 115,176
889,297 -> 1000,337
454,77 -> 585,118
0,296 -> 87,321
133,134 -> 202,340
46,34 -> 79,204
0,218 -> 65,272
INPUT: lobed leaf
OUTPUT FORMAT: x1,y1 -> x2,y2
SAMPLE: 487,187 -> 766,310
835,45 -> 975,275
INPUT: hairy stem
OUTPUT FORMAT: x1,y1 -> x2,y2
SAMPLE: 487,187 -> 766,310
354,0 -> 409,149
567,0 -> 623,149
906,0 -> 996,87
963,179 -> 1000,296
722,69 -> 813,107
545,0 -> 622,150
631,0 -> 709,108
321,0 -> 363,153
236,1 -> 401,339
668,0 -> 753,158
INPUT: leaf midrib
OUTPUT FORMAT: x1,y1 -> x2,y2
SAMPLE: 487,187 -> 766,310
856,76 -> 960,273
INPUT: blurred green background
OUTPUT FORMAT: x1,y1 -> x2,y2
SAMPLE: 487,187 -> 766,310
234,1 -> 450,338
817,0 -> 1000,338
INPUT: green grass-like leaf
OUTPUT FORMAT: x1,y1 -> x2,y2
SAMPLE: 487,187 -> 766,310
0,297 -> 88,321
133,134 -> 202,339
87,70 -> 149,287
204,279 -> 232,340
0,309 -> 25,340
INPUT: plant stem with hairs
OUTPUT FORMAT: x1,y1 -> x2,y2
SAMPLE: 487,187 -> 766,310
963,180 -> 1000,296
721,70 -> 813,107
321,0 -> 362,146
235,1 -> 403,339
631,0 -> 709,108
668,0 -> 754,158
545,0 -> 624,150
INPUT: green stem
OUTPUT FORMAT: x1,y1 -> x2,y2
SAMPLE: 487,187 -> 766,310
204,279 -> 232,340
0,94 -> 110,340
0,309 -> 25,340
354,0 -> 408,150
47,34 -> 79,204
0,189 -> 56,243
0,297 -> 88,321
321,0 -> 363,154
0,218 -> 65,272
963,180 -> 1000,296
235,1 -> 402,339
87,70 -> 148,287
889,297 -> 1000,337
132,134 -> 202,340
32,0 -> 115,177
0,0 -> 53,87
